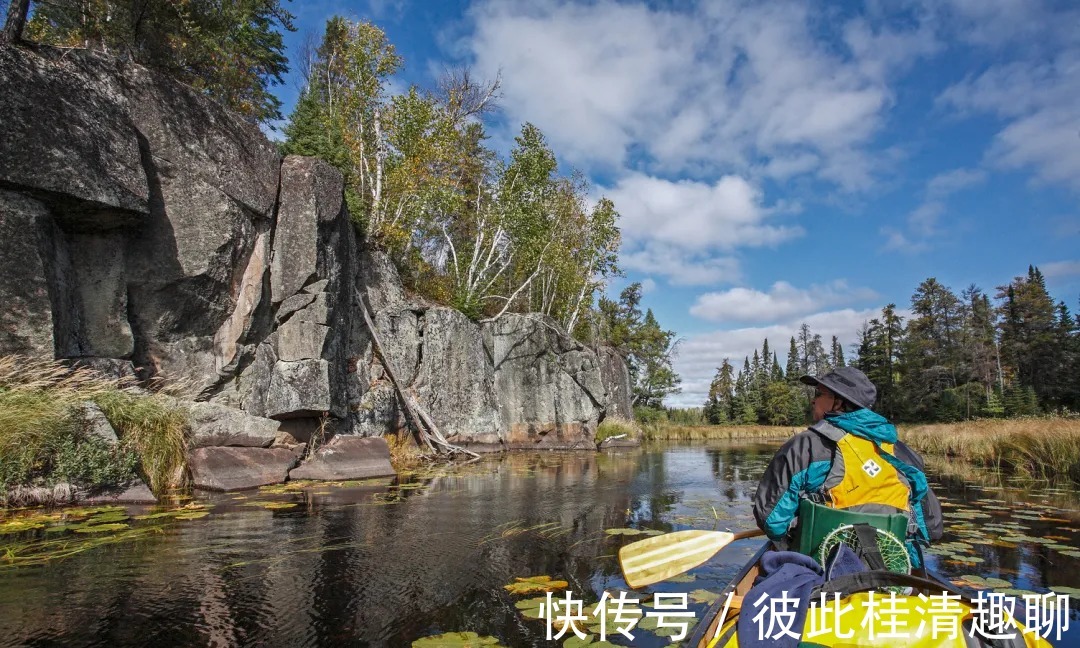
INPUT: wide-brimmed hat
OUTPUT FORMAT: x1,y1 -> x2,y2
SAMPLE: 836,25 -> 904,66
799,366 -> 877,410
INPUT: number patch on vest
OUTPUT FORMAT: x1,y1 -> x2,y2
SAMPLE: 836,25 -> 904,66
862,459 -> 882,477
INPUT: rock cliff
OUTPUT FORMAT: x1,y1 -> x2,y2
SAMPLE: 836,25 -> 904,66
0,45 -> 632,463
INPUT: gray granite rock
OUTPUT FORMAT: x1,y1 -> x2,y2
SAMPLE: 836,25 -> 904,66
188,401 -> 281,448
597,345 -> 634,421
0,191 -> 58,356
486,314 -> 605,449
0,47 -> 149,217
75,402 -> 119,446
289,436 -> 396,481
83,482 -> 157,504
415,307 -> 501,445
265,359 -> 333,418
188,446 -> 301,491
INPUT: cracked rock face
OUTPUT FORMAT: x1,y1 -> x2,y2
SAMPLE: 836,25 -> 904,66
485,314 -> 607,449
0,46 -> 279,389
0,45 -> 633,454
597,346 -> 634,421
415,307 -> 502,445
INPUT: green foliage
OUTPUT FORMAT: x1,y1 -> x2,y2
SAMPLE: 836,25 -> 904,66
594,285 -> 680,407
283,19 -> 621,331
52,435 -> 139,491
705,359 -> 735,424
0,356 -> 188,502
27,0 -> 295,122
93,390 -> 189,496
666,407 -> 707,425
633,405 -> 668,426
847,266 -> 1079,423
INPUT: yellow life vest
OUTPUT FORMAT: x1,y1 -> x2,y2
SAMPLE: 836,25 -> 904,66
824,434 -> 911,514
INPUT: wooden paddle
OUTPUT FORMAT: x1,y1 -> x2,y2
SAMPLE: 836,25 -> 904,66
618,528 -> 766,589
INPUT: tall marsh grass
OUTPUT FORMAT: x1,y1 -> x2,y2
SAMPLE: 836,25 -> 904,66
901,418 -> 1080,483
595,417 -> 641,443
0,355 -> 189,502
642,424 -> 796,441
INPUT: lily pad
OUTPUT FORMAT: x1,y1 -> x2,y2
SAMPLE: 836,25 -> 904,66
999,588 -> 1039,598
515,596 -> 550,619
636,615 -> 659,631
87,512 -> 129,524
948,555 -> 985,565
134,511 -> 181,520
411,631 -> 504,647
653,624 -> 692,638
689,589 -> 720,604
504,575 -> 569,595
244,501 -> 299,510
174,511 -> 210,520
958,575 -> 1012,589
666,573 -> 696,584
1050,586 -> 1080,597
604,528 -> 645,536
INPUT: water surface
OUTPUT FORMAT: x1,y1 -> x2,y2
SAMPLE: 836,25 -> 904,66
1,441 -> 1078,647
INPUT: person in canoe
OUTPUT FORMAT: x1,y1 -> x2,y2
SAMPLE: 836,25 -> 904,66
752,366 -> 943,568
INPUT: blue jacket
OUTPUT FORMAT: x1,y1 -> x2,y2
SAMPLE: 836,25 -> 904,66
751,411 -> 943,551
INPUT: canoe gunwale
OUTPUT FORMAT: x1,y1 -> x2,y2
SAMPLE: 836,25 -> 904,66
686,540 -> 770,647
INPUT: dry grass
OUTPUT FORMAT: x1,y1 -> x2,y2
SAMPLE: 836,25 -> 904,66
0,355 -> 190,501
384,431 -> 425,471
93,390 -> 189,494
595,417 -> 641,443
642,424 -> 797,441
901,418 -> 1080,482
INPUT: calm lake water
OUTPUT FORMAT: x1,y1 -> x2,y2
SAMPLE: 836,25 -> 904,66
2,440 -> 1079,647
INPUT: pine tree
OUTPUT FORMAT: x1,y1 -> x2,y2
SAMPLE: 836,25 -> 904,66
771,352 -> 784,382
630,309 -> 681,408
1054,301 -> 1080,410
1,0 -> 29,44
998,267 -> 1057,408
830,336 -> 845,368
705,359 -> 735,424
785,337 -> 799,383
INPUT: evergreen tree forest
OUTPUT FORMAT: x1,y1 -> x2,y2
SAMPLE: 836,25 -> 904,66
704,267 -> 1080,426
595,283 -> 681,410
703,326 -> 838,427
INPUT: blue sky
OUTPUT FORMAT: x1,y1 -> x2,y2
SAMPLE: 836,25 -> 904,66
268,0 -> 1080,407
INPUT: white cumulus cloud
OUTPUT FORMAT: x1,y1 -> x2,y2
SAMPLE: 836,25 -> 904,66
620,243 -> 742,287
462,0 -> 920,189
604,173 -> 802,252
689,281 -> 878,324
1041,260 -> 1080,278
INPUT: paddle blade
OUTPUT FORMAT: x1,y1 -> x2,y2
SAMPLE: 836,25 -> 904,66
618,530 -> 734,589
